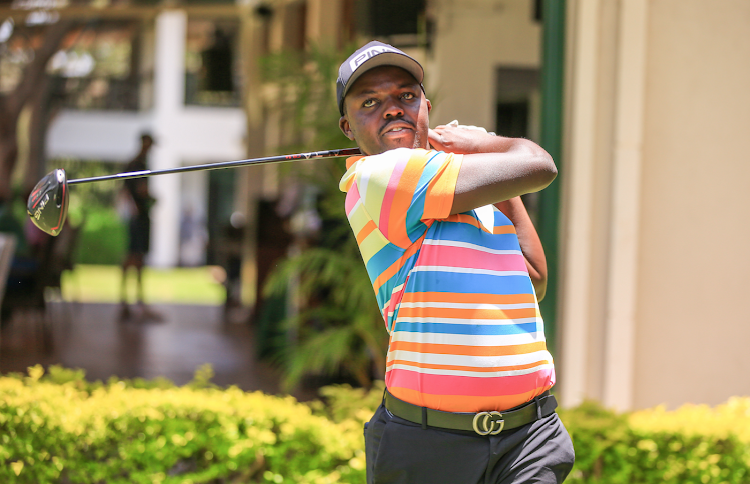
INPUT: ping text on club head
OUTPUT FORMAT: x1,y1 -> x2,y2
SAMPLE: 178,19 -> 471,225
34,193 -> 50,220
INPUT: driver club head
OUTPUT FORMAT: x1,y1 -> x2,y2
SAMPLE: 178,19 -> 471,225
27,169 -> 69,237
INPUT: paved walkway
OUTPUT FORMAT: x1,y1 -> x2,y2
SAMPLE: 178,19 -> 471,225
0,302 -> 282,395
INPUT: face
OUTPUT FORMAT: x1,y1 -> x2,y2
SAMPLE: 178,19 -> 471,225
340,66 -> 431,156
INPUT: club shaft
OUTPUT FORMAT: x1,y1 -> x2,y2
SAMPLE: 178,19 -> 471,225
67,148 -> 362,185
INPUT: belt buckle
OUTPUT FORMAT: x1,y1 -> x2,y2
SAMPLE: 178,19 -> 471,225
472,411 -> 504,435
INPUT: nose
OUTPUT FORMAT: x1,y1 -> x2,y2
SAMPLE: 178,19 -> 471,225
382,97 -> 404,118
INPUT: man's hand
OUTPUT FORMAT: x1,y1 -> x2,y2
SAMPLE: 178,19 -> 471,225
438,125 -> 555,215
428,119 -> 556,215
429,121 -> 503,154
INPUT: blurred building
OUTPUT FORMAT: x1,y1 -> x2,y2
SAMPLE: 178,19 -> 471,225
2,0 -> 748,412
556,0 -> 750,412
40,8 -> 246,269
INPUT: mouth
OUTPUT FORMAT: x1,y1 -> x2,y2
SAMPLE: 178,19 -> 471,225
381,122 -> 415,137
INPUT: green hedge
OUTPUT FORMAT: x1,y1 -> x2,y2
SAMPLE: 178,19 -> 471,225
2,366 -> 750,484
74,209 -> 126,265
0,366 -> 364,484
560,401 -> 750,483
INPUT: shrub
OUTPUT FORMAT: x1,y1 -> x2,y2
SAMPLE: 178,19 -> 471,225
0,366 -> 365,484
74,208 -> 126,265
559,400 -> 750,484
51,158 -> 128,266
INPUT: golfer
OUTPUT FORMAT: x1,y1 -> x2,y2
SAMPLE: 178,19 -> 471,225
337,41 -> 574,483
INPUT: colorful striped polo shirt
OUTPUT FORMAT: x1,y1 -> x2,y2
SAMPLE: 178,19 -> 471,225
339,147 -> 555,413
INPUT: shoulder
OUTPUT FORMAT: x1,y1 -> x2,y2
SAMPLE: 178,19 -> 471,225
339,148 -> 454,193
358,148 -> 451,172
340,148 -> 412,192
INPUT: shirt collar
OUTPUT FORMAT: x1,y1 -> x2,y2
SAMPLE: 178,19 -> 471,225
345,155 -> 364,169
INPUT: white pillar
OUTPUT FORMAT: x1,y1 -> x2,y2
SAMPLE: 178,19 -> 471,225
150,10 -> 187,267
306,0 -> 342,49
558,0 -> 600,409
602,0 -> 649,412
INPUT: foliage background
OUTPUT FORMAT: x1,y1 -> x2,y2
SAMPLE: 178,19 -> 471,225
50,158 -> 128,265
0,366 -> 366,484
259,45 -> 387,391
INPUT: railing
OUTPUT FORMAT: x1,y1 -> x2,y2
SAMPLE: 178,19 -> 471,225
57,74 -> 242,110
58,75 -> 145,111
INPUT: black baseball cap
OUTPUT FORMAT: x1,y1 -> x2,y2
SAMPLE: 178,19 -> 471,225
336,40 -> 425,116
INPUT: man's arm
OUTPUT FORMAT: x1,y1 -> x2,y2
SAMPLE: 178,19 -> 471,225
428,124 -> 552,299
494,197 -> 548,300
428,126 -> 557,214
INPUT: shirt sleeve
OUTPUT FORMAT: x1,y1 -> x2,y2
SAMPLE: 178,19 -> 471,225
353,148 -> 462,249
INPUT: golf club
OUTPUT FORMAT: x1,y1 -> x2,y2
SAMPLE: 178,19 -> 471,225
27,147 -> 362,236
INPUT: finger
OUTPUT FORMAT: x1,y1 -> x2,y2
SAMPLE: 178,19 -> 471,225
428,129 -> 446,150
456,124 -> 487,133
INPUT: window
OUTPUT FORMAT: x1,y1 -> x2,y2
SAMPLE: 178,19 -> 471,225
362,0 -> 429,48
495,66 -> 541,224
0,20 -> 147,111
185,18 -> 240,107
496,101 -> 530,140
495,67 -> 540,140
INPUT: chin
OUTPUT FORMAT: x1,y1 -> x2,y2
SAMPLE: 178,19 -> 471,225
386,137 -> 416,151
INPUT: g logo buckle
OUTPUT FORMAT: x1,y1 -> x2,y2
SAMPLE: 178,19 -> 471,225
472,411 -> 505,435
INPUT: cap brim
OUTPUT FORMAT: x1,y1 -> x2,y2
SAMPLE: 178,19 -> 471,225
341,52 -> 424,101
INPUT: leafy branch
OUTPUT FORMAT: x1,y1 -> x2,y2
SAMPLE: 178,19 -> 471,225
260,44 -> 387,390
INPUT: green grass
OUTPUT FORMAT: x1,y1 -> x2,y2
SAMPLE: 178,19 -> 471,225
61,264 -> 226,305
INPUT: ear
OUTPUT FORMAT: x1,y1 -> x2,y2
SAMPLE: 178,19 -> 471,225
339,116 -> 355,140
426,98 -> 432,113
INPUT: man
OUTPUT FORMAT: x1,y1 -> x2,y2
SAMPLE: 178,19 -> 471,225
336,41 -> 574,483
119,133 -> 161,322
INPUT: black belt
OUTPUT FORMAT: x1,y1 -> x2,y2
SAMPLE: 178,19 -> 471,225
384,389 -> 557,435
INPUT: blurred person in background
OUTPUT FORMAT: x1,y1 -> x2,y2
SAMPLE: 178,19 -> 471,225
118,133 -> 162,322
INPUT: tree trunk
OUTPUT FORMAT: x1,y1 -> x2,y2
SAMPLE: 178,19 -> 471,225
25,75 -> 63,191
0,20 -> 74,201
0,112 -> 18,201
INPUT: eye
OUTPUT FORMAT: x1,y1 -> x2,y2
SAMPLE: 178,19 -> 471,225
401,92 -> 415,100
362,99 -> 377,108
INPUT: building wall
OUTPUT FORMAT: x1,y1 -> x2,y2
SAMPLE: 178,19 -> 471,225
579,0 -> 619,411
428,0 -> 541,129
559,0 -> 750,410
558,0 -> 619,409
634,0 -> 750,409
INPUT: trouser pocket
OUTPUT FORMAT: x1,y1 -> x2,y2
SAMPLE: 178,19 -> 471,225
365,405 -> 388,484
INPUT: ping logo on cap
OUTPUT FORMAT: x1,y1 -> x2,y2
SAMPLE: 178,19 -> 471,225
349,46 -> 398,71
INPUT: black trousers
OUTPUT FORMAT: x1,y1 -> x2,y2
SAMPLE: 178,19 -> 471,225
364,403 -> 575,484
128,215 -> 151,255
